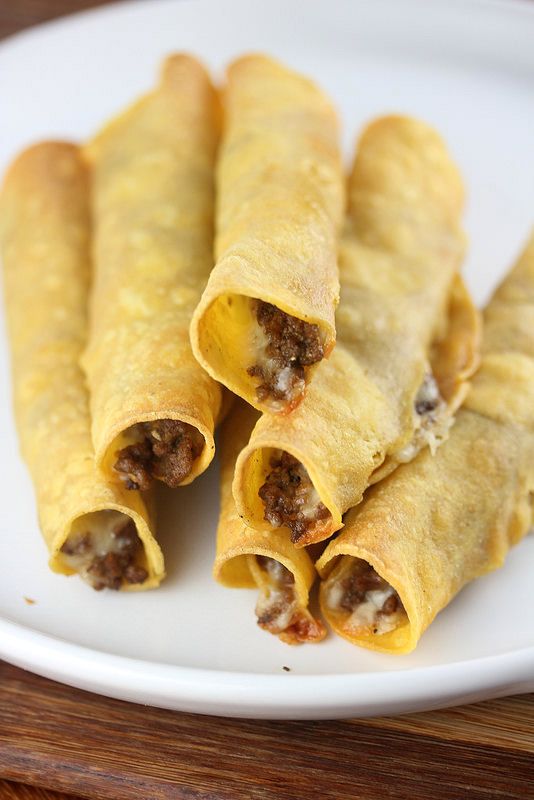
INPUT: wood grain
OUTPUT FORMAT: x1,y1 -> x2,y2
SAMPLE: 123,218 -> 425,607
1,2 -> 534,799
0,781 -> 82,800
0,661 -> 533,800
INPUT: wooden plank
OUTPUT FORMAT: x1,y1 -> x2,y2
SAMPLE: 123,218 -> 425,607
0,780 -> 81,800
363,693 -> 534,753
0,662 -> 533,800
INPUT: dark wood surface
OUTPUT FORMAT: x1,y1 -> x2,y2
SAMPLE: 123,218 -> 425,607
1,660 -> 533,800
0,781 -> 82,800
1,2 -> 533,799
0,0 -> 117,41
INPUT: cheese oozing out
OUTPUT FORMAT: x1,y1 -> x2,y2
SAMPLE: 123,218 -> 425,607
396,370 -> 450,464
252,556 -> 326,643
325,556 -> 407,635
254,556 -> 299,633
59,510 -> 148,591
247,300 -> 325,412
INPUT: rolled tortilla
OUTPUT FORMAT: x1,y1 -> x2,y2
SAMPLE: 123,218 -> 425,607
317,232 -> 534,654
213,402 -> 325,644
190,54 -> 344,414
0,142 -> 164,590
234,116 -> 480,546
82,54 -> 223,491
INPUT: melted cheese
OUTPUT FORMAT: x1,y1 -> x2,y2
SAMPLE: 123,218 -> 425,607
59,510 -> 134,588
347,587 -> 400,634
396,371 -> 450,463
255,587 -> 297,633
248,300 -> 306,412
325,557 -> 406,635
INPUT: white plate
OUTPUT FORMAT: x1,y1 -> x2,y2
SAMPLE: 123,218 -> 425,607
1,0 -> 533,720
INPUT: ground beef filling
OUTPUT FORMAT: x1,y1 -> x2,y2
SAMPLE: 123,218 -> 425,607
259,452 -> 330,543
114,419 -> 204,490
247,301 -> 324,407
328,560 -> 405,635
254,556 -> 325,642
60,518 -> 148,591
339,563 -> 399,614
255,556 -> 296,632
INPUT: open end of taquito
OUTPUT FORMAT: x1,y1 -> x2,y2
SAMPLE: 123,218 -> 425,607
191,292 -> 334,415
82,53 -> 222,493
50,501 -> 165,592
317,551 -> 412,654
317,404 -> 534,656
233,272 -> 480,548
0,141 -> 165,593
189,54 -> 344,415
214,542 -> 325,645
214,400 -> 325,644
100,413 -> 215,492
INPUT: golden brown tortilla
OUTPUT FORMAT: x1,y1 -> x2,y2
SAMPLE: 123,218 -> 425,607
0,142 -> 164,589
234,116 -> 480,546
213,402 -> 325,644
82,54 -> 223,489
317,232 -> 534,653
190,54 -> 344,414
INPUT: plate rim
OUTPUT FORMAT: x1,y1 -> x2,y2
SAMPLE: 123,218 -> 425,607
1,0 -> 534,53
1,616 -> 533,718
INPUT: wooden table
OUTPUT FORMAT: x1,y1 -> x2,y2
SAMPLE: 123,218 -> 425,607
1,2 -> 533,798
0,660 -> 533,799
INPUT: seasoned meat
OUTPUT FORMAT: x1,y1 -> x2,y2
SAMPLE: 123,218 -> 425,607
61,531 -> 92,557
254,555 -> 326,643
114,419 -> 204,490
256,588 -> 294,628
60,518 -> 148,591
248,301 -> 324,407
259,451 -> 330,543
381,593 -> 399,615
339,562 -> 384,611
284,613 -> 326,643
339,562 -> 402,618
114,440 -> 153,491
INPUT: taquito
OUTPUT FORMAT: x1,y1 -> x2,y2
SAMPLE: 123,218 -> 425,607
318,232 -> 534,654
234,116 -> 480,546
82,54 -> 223,492
213,402 -> 325,644
0,142 -> 164,590
190,54 -> 344,414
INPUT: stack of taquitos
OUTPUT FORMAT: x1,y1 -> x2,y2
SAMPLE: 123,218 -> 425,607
83,54 -> 224,493
234,116 -> 480,547
0,143 -> 164,591
318,233 -> 534,654
2,51 -> 528,657
191,54 -> 345,414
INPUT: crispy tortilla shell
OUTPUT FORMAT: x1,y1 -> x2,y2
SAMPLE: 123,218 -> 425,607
213,402 -> 325,644
317,232 -> 534,652
0,142 -> 164,588
83,54 -> 223,485
190,54 -> 344,413
234,116 -> 480,546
